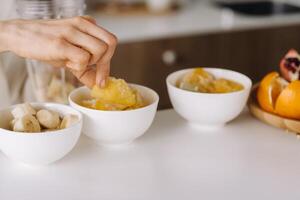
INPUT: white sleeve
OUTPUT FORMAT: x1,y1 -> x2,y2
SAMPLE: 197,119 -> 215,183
0,56 -> 11,108
1,52 -> 27,104
0,0 -> 14,107
0,0 -> 28,106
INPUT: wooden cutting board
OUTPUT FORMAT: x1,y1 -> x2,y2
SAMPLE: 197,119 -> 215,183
248,84 -> 300,135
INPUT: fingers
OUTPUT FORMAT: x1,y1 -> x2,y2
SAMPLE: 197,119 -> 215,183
74,18 -> 117,64
51,16 -> 117,88
96,62 -> 110,87
62,28 -> 108,65
71,16 -> 118,86
71,67 -> 96,88
70,59 -> 110,88
52,38 -> 91,71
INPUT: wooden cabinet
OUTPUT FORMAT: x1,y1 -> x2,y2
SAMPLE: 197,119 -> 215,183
111,24 -> 300,109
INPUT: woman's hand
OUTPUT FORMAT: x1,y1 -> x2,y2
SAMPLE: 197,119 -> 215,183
0,16 -> 117,88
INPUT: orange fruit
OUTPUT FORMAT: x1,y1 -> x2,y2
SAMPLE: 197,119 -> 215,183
275,81 -> 300,120
257,72 -> 286,113
257,72 -> 300,120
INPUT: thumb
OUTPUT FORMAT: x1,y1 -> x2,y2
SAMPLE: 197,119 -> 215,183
70,67 -> 96,89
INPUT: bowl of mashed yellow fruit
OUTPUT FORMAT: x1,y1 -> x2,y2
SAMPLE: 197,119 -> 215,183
69,77 -> 159,147
166,68 -> 252,129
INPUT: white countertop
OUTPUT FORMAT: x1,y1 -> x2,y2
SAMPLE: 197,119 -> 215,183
93,1 -> 300,43
1,109 -> 300,200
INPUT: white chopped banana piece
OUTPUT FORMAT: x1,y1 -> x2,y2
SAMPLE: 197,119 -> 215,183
11,103 -> 36,118
10,119 -> 17,130
13,114 -> 41,133
36,109 -> 61,129
60,114 -> 78,129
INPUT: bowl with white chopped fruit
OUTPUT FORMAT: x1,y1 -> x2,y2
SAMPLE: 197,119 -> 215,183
0,102 -> 82,166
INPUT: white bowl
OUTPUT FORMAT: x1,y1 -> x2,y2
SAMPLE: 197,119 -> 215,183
0,103 -> 82,165
69,84 -> 159,147
166,68 -> 252,129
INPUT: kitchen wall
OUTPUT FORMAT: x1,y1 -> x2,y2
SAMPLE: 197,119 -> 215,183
88,0 -> 300,109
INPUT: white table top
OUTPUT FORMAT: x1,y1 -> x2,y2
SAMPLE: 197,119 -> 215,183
1,109 -> 300,200
93,0 -> 300,43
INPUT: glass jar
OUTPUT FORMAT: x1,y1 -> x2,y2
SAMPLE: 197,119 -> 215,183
54,0 -> 86,18
16,0 -> 86,104
16,0 -> 55,19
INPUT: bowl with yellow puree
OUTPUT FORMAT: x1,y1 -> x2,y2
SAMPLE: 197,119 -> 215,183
166,68 -> 252,129
69,77 -> 159,147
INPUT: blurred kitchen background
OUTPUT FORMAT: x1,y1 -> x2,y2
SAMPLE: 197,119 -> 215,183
18,0 -> 300,109
83,0 -> 300,109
